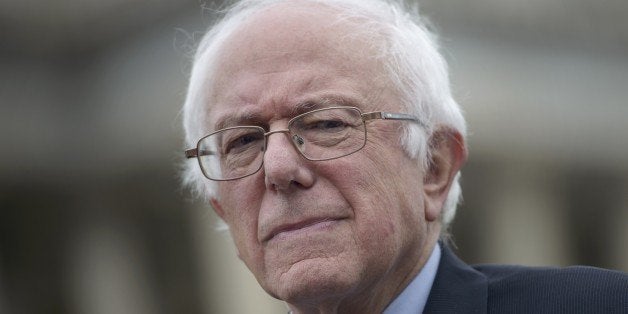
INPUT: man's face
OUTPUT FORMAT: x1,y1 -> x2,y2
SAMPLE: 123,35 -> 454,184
206,5 -> 439,309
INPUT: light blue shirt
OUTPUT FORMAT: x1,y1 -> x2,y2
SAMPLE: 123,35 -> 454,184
383,243 -> 441,314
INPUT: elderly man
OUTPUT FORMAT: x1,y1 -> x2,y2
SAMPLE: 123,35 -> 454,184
181,0 -> 627,313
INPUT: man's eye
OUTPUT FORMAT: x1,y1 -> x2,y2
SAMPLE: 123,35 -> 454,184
310,119 -> 347,131
225,133 -> 263,153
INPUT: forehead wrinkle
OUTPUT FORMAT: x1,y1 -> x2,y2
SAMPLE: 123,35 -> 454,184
213,92 -> 366,131
294,93 -> 364,111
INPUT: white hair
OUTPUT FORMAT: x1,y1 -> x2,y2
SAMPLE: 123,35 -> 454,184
181,0 -> 467,231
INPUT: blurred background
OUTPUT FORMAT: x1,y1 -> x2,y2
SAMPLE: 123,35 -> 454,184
1,0 -> 627,313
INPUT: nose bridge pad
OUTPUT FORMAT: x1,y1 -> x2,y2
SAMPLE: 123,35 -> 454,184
292,134 -> 305,147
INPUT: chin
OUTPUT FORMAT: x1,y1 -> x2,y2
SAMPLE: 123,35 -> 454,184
264,256 -> 361,303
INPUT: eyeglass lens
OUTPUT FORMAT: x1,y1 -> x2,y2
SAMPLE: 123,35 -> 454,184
197,107 -> 366,180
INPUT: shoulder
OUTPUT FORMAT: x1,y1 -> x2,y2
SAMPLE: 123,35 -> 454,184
426,244 -> 628,313
473,263 -> 628,313
474,263 -> 628,291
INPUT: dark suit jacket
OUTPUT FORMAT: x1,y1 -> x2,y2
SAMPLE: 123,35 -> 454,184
423,244 -> 628,313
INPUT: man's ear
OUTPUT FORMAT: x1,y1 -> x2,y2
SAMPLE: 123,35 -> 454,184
423,129 -> 467,222
210,198 -> 227,221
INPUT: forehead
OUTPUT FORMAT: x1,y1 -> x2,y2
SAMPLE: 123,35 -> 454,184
206,2 -> 400,129
219,3 -> 373,72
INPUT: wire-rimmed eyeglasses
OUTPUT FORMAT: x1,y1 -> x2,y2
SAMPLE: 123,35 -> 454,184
184,106 -> 423,181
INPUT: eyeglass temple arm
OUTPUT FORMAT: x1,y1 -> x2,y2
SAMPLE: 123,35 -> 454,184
362,111 -> 426,128
184,148 -> 215,159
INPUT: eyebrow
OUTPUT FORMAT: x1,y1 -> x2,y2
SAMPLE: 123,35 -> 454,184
214,110 -> 264,131
293,95 -> 360,113
213,95 -> 362,131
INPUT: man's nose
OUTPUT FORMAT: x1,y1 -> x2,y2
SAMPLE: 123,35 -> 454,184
262,129 -> 315,191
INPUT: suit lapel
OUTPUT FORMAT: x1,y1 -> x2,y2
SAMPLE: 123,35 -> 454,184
423,244 -> 488,313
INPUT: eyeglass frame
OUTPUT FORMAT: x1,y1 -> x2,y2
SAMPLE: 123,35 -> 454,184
184,106 -> 425,181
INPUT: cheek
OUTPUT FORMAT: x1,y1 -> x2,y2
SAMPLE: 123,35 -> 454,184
219,175 -> 265,222
329,148 -> 425,245
218,180 -> 266,268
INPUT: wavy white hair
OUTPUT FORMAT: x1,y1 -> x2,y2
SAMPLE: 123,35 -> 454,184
181,0 -> 467,231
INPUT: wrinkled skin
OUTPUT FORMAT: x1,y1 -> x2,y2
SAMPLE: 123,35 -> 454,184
206,3 -> 466,314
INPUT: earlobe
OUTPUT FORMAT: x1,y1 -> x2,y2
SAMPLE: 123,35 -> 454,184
210,198 -> 227,220
423,129 -> 467,222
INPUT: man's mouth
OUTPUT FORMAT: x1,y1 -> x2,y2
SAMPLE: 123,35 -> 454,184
264,218 -> 344,242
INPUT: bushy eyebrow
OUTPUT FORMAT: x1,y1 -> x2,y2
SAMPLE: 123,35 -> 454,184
214,110 -> 264,131
213,95 -> 362,130
293,95 -> 360,113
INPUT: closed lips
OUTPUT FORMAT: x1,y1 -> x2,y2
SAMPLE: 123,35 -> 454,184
263,217 -> 346,242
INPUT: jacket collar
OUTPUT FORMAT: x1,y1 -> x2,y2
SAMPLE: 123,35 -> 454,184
423,242 -> 488,313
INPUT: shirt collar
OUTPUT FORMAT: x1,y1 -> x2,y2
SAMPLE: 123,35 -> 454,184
383,243 -> 441,314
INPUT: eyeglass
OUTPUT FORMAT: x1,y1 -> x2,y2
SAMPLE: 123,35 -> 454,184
185,106 -> 423,181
